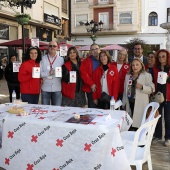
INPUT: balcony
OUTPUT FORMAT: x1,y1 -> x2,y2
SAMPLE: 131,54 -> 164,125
89,0 -> 116,7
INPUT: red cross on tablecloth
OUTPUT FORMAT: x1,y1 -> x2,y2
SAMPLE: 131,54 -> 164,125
31,135 -> 38,143
26,163 -> 34,170
5,158 -> 10,165
7,131 -> 14,138
38,117 -> 46,119
53,168 -> 59,170
111,148 -> 116,157
56,139 -> 64,147
97,114 -> 103,117
89,122 -> 96,125
51,110 -> 57,112
84,143 -> 92,151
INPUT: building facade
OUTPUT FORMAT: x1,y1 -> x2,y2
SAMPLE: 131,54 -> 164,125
70,0 -> 170,50
0,0 -> 69,61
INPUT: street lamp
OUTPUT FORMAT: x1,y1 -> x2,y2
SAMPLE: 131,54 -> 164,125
3,0 -> 36,61
85,20 -> 103,44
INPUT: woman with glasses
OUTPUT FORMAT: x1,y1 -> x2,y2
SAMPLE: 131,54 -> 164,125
18,46 -> 42,104
122,58 -> 155,130
153,49 -> 170,146
61,47 -> 86,107
113,49 -> 129,101
92,50 -> 119,109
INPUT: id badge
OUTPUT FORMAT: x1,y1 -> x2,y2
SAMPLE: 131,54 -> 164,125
47,76 -> 53,80
55,67 -> 62,77
70,71 -> 76,83
32,67 -> 40,78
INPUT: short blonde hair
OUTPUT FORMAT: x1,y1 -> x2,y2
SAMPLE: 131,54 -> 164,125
117,49 -> 128,64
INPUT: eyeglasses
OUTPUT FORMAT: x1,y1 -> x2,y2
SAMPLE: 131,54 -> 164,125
91,48 -> 99,51
134,48 -> 142,50
158,55 -> 166,59
49,45 -> 57,48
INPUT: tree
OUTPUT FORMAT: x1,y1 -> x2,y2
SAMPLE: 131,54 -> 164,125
125,38 -> 151,57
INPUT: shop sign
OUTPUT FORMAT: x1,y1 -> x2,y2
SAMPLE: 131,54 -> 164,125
44,13 -> 61,26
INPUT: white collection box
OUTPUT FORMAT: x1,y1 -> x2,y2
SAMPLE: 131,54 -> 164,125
32,67 -> 40,78
157,71 -> 167,84
13,61 -> 21,72
55,67 -> 62,77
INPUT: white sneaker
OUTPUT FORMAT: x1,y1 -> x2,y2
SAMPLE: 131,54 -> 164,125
164,139 -> 170,146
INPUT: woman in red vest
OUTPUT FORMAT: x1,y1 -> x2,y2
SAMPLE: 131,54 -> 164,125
92,50 -> 119,109
112,49 -> 129,100
153,49 -> 170,146
61,46 -> 86,107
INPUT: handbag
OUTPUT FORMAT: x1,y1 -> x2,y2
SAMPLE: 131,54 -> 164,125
99,92 -> 111,103
151,91 -> 164,104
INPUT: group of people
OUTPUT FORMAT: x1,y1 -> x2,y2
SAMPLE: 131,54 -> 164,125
3,41 -> 170,146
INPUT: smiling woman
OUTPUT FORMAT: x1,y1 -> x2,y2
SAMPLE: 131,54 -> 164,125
122,58 -> 155,129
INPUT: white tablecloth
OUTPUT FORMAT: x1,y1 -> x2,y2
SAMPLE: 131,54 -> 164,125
0,104 -> 132,170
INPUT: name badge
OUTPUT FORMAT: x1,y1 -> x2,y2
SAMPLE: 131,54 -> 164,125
32,67 -> 40,78
70,71 -> 76,83
55,67 -> 62,77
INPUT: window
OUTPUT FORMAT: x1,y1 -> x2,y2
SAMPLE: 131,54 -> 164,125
148,12 -> 158,26
75,14 -> 88,26
99,12 -> 109,29
98,0 -> 108,4
167,8 -> 170,22
76,0 -> 87,2
119,12 -> 132,24
62,0 -> 67,14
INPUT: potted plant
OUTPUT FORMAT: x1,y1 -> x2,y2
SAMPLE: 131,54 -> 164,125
15,13 -> 31,25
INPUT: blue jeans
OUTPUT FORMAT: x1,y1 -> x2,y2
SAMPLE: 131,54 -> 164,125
41,90 -> 62,106
21,94 -> 39,104
86,92 -> 97,108
154,101 -> 170,140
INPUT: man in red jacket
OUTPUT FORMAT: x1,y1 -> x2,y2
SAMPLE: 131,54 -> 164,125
80,44 -> 100,108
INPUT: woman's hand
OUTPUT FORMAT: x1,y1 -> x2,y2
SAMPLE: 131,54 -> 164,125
136,83 -> 143,90
93,99 -> 98,105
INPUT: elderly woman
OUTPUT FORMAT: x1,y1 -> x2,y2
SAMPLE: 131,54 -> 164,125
113,49 -> 129,100
122,58 -> 155,129
153,49 -> 170,146
92,50 -> 119,109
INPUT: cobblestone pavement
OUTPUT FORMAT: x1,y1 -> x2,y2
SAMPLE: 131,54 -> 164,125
0,78 -> 170,170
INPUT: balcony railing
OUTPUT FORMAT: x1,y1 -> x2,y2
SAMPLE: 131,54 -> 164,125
90,0 -> 116,6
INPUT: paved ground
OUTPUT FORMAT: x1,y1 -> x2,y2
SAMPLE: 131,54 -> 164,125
0,77 -> 170,170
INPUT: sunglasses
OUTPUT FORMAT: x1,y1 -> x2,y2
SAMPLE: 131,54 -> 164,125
49,45 -> 57,48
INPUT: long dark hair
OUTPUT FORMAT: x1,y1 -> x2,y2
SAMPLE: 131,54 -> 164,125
25,46 -> 42,63
65,46 -> 81,63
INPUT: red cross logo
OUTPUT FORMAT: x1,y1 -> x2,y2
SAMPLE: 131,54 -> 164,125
84,143 -> 92,151
38,117 -> 46,119
31,135 -> 38,143
26,163 -> 34,170
97,114 -> 103,117
51,110 -> 57,112
56,139 -> 64,147
31,109 -> 39,113
89,122 -> 96,125
111,148 -> 116,157
5,158 -> 10,165
39,110 -> 48,114
8,131 -> 14,138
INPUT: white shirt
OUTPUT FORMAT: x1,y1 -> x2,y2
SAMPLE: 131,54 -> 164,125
40,54 -> 64,92
117,64 -> 123,72
101,70 -> 109,94
134,55 -> 143,62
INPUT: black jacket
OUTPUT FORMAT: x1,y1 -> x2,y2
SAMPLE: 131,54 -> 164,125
5,63 -> 20,85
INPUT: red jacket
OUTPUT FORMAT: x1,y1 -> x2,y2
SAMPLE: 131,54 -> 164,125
18,60 -> 41,94
92,63 -> 119,100
112,62 -> 129,95
80,57 -> 94,92
153,67 -> 170,101
61,61 -> 76,99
